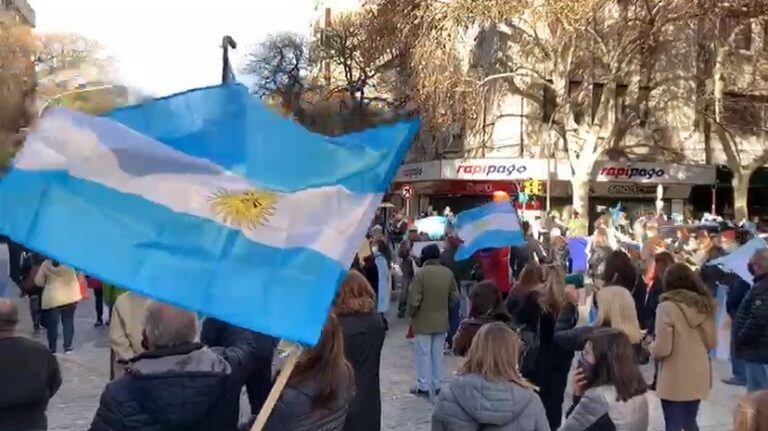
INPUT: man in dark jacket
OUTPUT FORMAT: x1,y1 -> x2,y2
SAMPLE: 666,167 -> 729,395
0,298 -> 61,431
397,228 -> 419,318
704,268 -> 750,386
509,221 -> 548,279
201,317 -> 277,415
89,302 -> 258,431
735,248 -> 768,393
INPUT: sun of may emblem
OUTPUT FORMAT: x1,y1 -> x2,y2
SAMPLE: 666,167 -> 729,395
209,189 -> 278,230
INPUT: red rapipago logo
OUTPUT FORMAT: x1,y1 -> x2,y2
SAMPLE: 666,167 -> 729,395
599,165 -> 665,180
456,163 -> 527,177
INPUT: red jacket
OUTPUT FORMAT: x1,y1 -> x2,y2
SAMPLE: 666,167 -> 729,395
477,248 -> 511,293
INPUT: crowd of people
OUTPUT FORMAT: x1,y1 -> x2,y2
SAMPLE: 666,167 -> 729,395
1,204 -> 768,431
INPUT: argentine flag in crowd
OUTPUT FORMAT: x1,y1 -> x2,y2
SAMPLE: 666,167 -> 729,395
454,201 -> 525,260
0,84 -> 418,345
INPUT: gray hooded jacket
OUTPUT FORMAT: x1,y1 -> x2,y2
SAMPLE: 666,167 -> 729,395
431,373 -> 550,431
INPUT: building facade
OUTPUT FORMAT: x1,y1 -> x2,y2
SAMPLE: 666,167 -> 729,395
0,0 -> 35,27
394,8 -> 768,222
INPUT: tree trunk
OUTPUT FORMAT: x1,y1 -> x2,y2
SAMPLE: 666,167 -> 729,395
571,173 -> 590,223
732,171 -> 750,221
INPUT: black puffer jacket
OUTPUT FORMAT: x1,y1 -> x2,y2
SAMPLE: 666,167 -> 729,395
89,342 -> 254,431
735,274 -> 768,363
262,363 -> 354,431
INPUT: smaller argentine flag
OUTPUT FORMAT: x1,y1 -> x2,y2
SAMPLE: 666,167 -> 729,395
454,201 -> 525,260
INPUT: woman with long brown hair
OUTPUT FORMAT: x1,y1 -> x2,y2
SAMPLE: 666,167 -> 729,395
650,263 -> 717,431
638,251 -> 676,334
560,328 -> 649,431
334,270 -> 386,431
263,314 -> 355,431
734,390 -> 768,431
506,261 -> 544,317
432,322 -> 549,431
451,280 -> 513,357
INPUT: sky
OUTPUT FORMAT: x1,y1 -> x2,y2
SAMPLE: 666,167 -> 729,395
33,0 -> 318,96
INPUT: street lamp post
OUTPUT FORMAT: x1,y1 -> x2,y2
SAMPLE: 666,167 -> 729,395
221,35 -> 237,84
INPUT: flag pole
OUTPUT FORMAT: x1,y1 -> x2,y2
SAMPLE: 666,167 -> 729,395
249,343 -> 302,431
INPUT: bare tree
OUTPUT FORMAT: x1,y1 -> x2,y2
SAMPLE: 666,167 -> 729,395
242,32 -> 308,119
696,0 -> 768,220
0,17 -> 37,168
366,0 -> 693,217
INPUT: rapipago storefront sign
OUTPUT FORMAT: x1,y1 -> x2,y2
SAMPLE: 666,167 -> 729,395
590,183 -> 694,199
394,158 -> 570,182
593,162 -> 716,185
394,159 -> 717,185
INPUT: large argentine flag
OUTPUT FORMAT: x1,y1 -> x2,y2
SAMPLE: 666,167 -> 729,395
454,201 -> 525,260
0,84 -> 418,345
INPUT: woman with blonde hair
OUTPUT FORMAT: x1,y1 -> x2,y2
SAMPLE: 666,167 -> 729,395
554,285 -> 645,358
432,322 -> 550,431
734,390 -> 768,431
334,270 -> 386,431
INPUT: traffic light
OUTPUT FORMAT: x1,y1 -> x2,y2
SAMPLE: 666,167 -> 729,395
523,179 -> 543,196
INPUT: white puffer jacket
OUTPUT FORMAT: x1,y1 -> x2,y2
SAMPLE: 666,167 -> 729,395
35,260 -> 81,310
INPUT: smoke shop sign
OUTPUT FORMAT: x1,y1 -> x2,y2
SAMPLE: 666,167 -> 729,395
593,162 -> 715,185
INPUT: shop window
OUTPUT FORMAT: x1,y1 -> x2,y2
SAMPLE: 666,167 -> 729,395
721,17 -> 752,51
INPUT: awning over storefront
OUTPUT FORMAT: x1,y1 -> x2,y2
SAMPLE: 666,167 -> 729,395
395,158 -> 717,186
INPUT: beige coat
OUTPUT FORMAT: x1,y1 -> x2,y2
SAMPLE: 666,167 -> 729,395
34,260 -> 81,310
650,289 -> 717,402
407,260 -> 459,335
110,292 -> 150,378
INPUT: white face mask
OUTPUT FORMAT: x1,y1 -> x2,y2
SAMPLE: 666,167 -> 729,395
372,246 -> 379,254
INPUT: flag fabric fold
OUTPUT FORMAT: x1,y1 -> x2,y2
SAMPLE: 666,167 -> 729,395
0,84 -> 419,345
454,201 -> 525,261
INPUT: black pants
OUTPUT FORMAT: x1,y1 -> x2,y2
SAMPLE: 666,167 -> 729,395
43,303 -> 77,352
94,288 -> 104,323
661,399 -> 700,431
29,295 -> 41,330
247,359 -> 274,415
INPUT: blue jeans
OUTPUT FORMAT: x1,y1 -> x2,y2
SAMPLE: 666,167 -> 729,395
414,333 -> 445,393
43,303 -> 76,352
745,362 -> 768,393
661,399 -> 700,431
730,323 -> 746,383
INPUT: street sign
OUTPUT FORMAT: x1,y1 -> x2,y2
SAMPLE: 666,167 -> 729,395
401,184 -> 414,200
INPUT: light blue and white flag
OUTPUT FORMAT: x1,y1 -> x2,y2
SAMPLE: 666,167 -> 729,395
710,237 -> 768,285
454,201 -> 525,261
0,84 -> 418,345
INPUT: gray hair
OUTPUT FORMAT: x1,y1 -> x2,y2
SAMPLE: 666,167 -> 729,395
143,301 -> 197,348
0,299 -> 19,332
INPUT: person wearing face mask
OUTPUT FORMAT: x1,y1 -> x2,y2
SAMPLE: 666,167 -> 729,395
734,248 -> 768,392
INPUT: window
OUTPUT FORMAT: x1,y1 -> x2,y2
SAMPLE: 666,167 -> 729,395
721,17 -> 753,51
638,86 -> 651,127
569,80 -> 585,125
591,83 -> 605,123
542,80 -> 556,124
722,93 -> 766,131
616,84 -> 629,118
